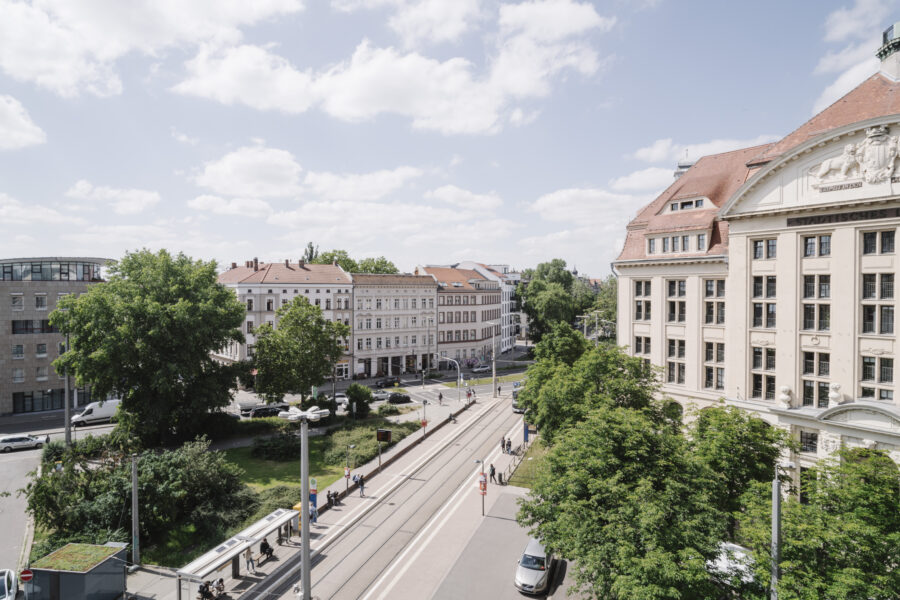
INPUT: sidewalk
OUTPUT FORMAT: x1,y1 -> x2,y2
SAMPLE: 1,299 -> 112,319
124,390 -> 504,600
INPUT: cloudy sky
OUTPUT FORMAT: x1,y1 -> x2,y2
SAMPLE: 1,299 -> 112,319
0,0 -> 893,277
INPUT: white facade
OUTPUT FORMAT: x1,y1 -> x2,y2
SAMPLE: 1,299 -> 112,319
455,261 -> 520,354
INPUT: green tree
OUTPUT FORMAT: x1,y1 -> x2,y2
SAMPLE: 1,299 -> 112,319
571,278 -> 596,315
533,321 -> 588,366
532,258 -> 574,292
738,448 -> 900,600
52,250 -> 245,446
356,256 -> 399,274
593,274 -> 617,325
302,242 -> 319,263
519,279 -> 576,342
345,383 -> 373,419
253,296 -> 349,403
688,405 -> 789,538
518,405 -> 727,599
313,249 -> 358,272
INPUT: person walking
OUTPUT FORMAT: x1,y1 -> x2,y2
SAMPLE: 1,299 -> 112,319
438,391 -> 443,406
506,439 -> 512,454
498,385 -> 502,396
244,547 -> 256,574
489,463 -> 496,483
358,473 -> 365,497
500,436 -> 506,454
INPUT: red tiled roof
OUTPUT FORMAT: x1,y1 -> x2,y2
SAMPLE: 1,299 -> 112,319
350,273 -> 437,286
418,266 -> 487,291
218,262 -> 350,285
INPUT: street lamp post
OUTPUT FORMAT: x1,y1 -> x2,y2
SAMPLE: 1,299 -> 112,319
474,459 -> 485,516
770,461 -> 795,600
63,332 -> 71,446
345,444 -> 356,495
442,357 -> 462,404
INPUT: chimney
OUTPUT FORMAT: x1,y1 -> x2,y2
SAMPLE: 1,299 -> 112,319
878,23 -> 900,80
253,257 -> 258,271
285,259 -> 289,267
299,259 -> 305,268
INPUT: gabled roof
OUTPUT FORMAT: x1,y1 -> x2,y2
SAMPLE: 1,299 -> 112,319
218,262 -> 350,285
418,266 -> 487,291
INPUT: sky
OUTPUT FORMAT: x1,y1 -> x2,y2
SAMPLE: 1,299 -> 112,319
0,0 -> 895,278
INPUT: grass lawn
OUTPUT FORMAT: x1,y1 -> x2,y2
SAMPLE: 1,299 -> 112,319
442,372 -> 526,388
223,440 -> 344,491
508,439 -> 548,489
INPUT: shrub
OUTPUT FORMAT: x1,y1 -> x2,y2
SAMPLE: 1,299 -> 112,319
322,419 -> 418,466
250,433 -> 303,461
346,383 -> 372,419
249,485 -> 303,521
377,404 -> 400,416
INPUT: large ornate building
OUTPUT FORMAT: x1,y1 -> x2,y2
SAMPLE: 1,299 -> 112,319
614,29 -> 900,476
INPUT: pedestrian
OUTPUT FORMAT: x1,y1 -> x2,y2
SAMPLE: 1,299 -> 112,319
438,392 -> 443,406
506,439 -> 512,454
498,385 -> 502,395
489,463 -> 496,483
359,473 -> 365,497
244,547 -> 255,574
309,504 -> 318,524
500,436 -> 506,454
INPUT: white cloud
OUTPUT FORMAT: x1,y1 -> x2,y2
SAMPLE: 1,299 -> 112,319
173,44 -> 315,113
823,0 -> 891,43
171,127 -> 198,145
0,0 -> 304,96
194,144 -> 303,197
0,192 -> 74,224
188,195 -> 273,216
528,187 -> 644,224
389,0 -> 482,48
304,166 -> 423,201
0,94 -> 46,149
610,166 -> 674,192
425,184 -> 503,210
630,134 -> 780,164
65,180 -> 161,214
498,0 -> 615,43
813,57 -> 880,113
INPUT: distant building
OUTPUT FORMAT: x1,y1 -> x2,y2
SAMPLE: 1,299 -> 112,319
454,262 -> 521,353
216,259 -> 353,379
0,257 -> 105,415
614,28 -> 900,473
415,266 -> 501,367
349,273 -> 438,378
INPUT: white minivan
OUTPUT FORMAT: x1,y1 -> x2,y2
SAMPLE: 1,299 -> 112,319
71,398 -> 121,427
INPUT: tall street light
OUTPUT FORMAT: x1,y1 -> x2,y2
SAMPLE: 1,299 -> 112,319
770,461 -> 795,600
442,356 -> 462,404
279,405 -> 330,600
473,458 -> 486,516
345,444 -> 356,495
485,320 -> 500,398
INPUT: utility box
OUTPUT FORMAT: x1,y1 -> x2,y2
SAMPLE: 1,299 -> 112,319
27,542 -> 127,600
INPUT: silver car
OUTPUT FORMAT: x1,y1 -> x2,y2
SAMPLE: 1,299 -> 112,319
0,434 -> 45,453
514,538 -> 553,595
0,569 -> 18,600
371,389 -> 391,402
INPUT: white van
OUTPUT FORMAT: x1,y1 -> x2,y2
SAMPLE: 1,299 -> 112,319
71,398 -> 121,427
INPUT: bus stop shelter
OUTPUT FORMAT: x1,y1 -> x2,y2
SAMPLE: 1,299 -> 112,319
175,508 -> 298,600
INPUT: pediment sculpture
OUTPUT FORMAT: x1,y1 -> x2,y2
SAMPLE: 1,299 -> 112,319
810,125 -> 899,186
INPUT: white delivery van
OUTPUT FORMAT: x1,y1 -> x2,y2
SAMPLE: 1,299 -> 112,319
71,398 -> 121,427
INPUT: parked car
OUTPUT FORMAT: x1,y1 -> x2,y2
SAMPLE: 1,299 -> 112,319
512,390 -> 524,413
71,398 -> 121,427
248,403 -> 288,419
388,392 -> 411,404
371,389 -> 391,401
471,364 -> 491,374
514,538 -> 554,595
375,376 -> 401,388
0,569 -> 18,600
0,434 -> 44,453
330,393 -> 349,408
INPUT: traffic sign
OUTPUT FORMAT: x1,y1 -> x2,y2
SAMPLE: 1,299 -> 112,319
20,569 -> 33,582
309,477 -> 317,494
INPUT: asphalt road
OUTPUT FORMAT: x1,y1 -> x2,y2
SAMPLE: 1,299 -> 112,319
0,448 -> 39,571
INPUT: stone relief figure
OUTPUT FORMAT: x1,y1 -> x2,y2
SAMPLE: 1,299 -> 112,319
810,125 -> 899,185
815,143 -> 859,180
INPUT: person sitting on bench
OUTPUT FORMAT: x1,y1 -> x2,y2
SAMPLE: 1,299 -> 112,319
260,537 -> 274,561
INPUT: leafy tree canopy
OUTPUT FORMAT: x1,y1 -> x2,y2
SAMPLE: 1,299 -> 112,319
356,256 -> 399,274
302,242 -> 319,263
533,320 -> 588,366
253,296 -> 349,402
592,274 -> 617,325
738,448 -> 900,600
346,383 -> 373,419
51,249 -> 245,446
532,258 -> 574,292
312,249 -> 357,272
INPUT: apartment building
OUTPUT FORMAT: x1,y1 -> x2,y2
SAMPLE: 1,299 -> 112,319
455,262 -> 521,354
415,266 -> 501,366
350,273 -> 438,378
1,257 -> 105,415
216,259 -> 353,378
614,31 -> 900,473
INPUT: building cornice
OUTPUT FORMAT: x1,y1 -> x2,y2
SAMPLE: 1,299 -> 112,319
613,255 -> 728,269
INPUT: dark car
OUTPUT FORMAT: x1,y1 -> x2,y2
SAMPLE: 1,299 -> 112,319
248,403 -> 288,419
388,392 -> 411,404
376,376 -> 401,389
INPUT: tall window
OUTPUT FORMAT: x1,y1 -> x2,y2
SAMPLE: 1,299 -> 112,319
634,336 -> 651,362
861,355 -> 893,401
704,279 -> 725,325
751,276 -> 776,328
666,338 -> 685,384
703,342 -> 724,390
753,238 -> 777,259
799,431 -> 819,453
861,273 -> 894,334
634,280 -> 651,321
667,279 -> 686,323
863,230 -> 895,254
750,346 -> 776,400
803,234 -> 831,257
801,274 -> 830,331
802,352 -> 831,408
697,233 -> 706,251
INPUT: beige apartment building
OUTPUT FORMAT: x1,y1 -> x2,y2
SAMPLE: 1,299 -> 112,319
416,266 -> 501,367
1,257 -> 105,415
615,32 -> 900,475
216,259 -> 353,378
350,273 -> 438,378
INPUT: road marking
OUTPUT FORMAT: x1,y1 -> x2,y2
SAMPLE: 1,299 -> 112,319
360,416 -> 524,600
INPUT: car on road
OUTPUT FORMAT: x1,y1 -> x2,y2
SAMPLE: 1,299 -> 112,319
512,390 -> 524,413
0,569 -> 18,600
471,364 -> 490,374
371,389 -> 391,401
248,403 -> 288,419
330,393 -> 349,408
388,392 -> 411,404
0,434 -> 45,453
514,538 -> 554,595
375,376 -> 401,388
71,398 -> 121,427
